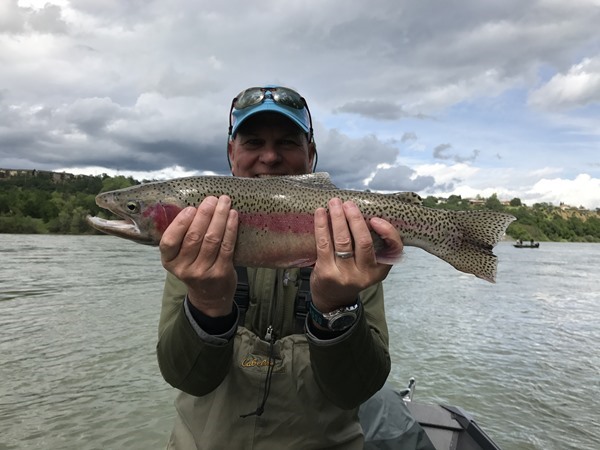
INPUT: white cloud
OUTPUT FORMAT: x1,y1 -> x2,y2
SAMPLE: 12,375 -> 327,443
527,173 -> 600,209
408,164 -> 600,210
414,163 -> 480,186
368,165 -> 435,192
528,57 -> 600,110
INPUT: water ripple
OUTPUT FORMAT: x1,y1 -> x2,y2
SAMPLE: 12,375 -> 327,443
1,237 -> 599,449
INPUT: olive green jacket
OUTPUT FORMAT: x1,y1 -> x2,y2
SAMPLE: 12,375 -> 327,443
157,268 -> 390,450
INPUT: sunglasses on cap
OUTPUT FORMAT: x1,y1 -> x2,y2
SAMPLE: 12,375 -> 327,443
228,86 -> 314,142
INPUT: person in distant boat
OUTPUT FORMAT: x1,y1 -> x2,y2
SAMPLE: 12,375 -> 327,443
530,239 -> 534,246
156,86 -> 407,449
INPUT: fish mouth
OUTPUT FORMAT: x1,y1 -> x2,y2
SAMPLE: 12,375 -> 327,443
86,215 -> 153,245
86,215 -> 138,233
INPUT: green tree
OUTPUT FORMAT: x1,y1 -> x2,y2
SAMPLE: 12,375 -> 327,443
100,176 -> 138,193
442,195 -> 464,210
484,194 -> 504,211
423,196 -> 439,208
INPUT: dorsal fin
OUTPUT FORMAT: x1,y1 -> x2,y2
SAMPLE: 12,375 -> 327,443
385,191 -> 423,205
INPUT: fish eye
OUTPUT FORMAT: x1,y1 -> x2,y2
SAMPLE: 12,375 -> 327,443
126,201 -> 140,212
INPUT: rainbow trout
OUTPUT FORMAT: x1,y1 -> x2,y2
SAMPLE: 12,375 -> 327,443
86,173 -> 515,282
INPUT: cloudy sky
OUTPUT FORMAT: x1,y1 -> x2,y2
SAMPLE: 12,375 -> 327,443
1,0 -> 599,209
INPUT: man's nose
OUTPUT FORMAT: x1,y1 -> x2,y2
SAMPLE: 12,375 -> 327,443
260,145 -> 281,164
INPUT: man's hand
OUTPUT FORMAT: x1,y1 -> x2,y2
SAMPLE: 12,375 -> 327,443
310,198 -> 403,312
159,195 -> 239,317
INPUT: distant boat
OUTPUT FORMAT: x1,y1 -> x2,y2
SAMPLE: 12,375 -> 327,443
514,241 -> 539,248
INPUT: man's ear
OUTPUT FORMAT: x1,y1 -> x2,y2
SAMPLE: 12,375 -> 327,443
227,140 -> 235,174
309,142 -> 318,172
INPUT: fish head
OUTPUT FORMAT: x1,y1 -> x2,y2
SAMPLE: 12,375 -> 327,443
86,184 -> 184,245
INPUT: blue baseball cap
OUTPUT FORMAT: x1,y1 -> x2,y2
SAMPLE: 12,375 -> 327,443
229,86 -> 312,138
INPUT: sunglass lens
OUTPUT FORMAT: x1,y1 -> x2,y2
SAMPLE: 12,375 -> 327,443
272,88 -> 304,109
235,88 -> 265,109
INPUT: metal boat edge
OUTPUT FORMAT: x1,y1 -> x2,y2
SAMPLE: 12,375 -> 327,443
360,378 -> 503,450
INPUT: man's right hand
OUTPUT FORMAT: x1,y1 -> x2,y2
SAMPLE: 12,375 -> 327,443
159,195 -> 239,317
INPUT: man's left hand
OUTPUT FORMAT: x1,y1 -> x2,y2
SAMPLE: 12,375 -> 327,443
310,198 -> 403,312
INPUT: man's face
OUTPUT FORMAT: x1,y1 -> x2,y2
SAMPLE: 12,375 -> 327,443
228,112 -> 315,178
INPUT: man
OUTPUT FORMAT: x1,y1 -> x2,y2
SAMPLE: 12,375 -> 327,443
156,86 -> 403,449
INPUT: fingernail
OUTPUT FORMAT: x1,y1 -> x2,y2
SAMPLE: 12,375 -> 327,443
329,198 -> 342,208
182,206 -> 196,217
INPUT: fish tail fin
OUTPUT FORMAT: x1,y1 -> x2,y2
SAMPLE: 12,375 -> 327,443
443,241 -> 498,283
432,211 -> 515,283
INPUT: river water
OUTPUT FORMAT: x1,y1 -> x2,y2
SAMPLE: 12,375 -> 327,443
0,235 -> 598,450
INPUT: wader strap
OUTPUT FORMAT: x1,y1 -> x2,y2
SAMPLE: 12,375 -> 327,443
233,266 -> 313,331
294,267 -> 312,330
234,266 -> 250,325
